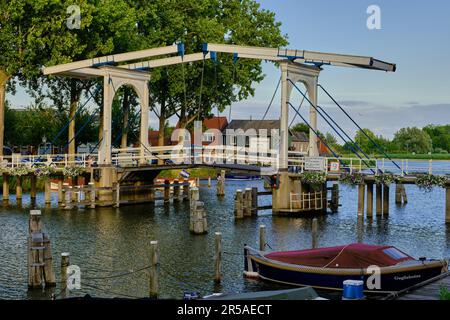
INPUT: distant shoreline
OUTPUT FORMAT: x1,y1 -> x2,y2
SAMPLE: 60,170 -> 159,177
339,154 -> 450,160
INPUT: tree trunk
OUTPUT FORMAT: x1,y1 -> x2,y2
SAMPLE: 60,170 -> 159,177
0,70 -> 10,157
121,89 -> 130,151
157,114 -> 166,165
68,80 -> 80,163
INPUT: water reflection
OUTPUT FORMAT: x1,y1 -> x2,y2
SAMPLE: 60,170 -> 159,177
0,181 -> 448,299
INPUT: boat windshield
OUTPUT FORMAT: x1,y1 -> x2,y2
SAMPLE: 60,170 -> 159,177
383,247 -> 409,260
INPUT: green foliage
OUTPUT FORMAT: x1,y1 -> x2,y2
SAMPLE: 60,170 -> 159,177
351,128 -> 378,154
4,104 -> 98,148
62,166 -> 86,178
111,86 -> 140,147
374,173 -> 400,186
299,172 -> 326,190
33,165 -> 55,177
392,127 -> 432,154
415,174 -> 448,192
291,123 -> 309,135
423,125 -> 450,153
339,172 -> 365,186
137,0 -> 288,131
6,166 -> 33,176
440,287 -> 450,300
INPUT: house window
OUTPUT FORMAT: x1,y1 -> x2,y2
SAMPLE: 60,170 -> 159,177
203,133 -> 215,142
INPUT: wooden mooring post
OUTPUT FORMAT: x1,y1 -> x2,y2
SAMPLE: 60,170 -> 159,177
366,182 -> 374,218
214,232 -> 222,283
149,241 -> 158,298
60,252 -> 70,298
189,187 -> 208,234
44,179 -> 51,205
376,184 -> 382,216
330,183 -> 339,213
251,187 -> 258,215
30,175 -> 37,200
16,176 -> 23,200
259,225 -> 266,251
173,179 -> 181,202
244,188 -> 252,217
312,218 -> 318,249
64,185 -> 72,210
2,173 -> 9,202
88,182 -> 96,209
190,201 -> 208,234
395,183 -> 408,205
28,210 -> 55,289
208,177 -> 212,188
164,179 -> 170,203
383,184 -> 390,215
57,180 -> 63,205
357,183 -> 365,216
234,189 -> 244,219
216,170 -> 225,197
182,178 -> 189,201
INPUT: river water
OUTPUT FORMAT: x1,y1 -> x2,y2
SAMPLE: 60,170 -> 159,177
1,177 -> 449,300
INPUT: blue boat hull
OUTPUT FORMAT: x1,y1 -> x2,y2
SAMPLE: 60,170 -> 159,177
244,247 -> 447,293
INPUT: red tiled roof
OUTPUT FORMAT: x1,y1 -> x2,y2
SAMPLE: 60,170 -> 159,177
203,116 -> 228,131
175,116 -> 228,131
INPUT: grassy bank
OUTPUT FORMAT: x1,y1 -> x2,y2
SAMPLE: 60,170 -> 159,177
158,168 -> 221,179
339,153 -> 450,160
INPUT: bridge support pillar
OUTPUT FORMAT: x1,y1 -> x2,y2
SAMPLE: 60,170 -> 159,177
16,176 -> 23,200
366,183 -> 374,218
2,173 -> 9,202
446,187 -> 450,224
57,180 -> 63,204
357,183 -> 365,216
97,166 -> 117,204
383,184 -> 390,216
272,172 -> 329,214
272,172 -> 294,213
30,175 -> 37,200
44,179 -> 51,205
376,184 -> 382,216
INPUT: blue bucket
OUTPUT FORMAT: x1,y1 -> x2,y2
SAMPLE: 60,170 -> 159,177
342,280 -> 364,300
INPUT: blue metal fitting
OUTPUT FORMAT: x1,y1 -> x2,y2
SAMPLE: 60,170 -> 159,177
177,43 -> 185,58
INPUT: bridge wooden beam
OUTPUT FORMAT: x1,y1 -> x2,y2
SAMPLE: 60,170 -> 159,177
43,45 -> 178,75
205,43 -> 396,72
119,52 -> 211,70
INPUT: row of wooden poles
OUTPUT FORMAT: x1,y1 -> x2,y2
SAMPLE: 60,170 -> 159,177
357,183 -> 408,217
2,174 -> 46,203
27,204 -> 322,297
150,219 -> 322,298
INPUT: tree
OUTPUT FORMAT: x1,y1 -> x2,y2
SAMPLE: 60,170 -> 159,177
423,124 -> 450,153
291,123 -> 309,135
392,127 -> 432,154
353,128 -> 379,154
25,1 -> 141,158
0,0 -> 69,154
324,133 -> 338,147
132,0 -> 288,145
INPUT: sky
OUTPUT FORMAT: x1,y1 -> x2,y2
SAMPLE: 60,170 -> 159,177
6,0 -> 450,139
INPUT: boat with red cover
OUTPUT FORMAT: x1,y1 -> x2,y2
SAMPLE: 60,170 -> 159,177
244,244 -> 448,294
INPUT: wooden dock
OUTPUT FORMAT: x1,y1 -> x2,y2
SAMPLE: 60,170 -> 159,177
386,272 -> 450,300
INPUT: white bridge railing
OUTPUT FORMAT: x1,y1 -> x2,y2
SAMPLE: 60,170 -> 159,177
287,154 -> 450,176
1,146 -> 449,176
